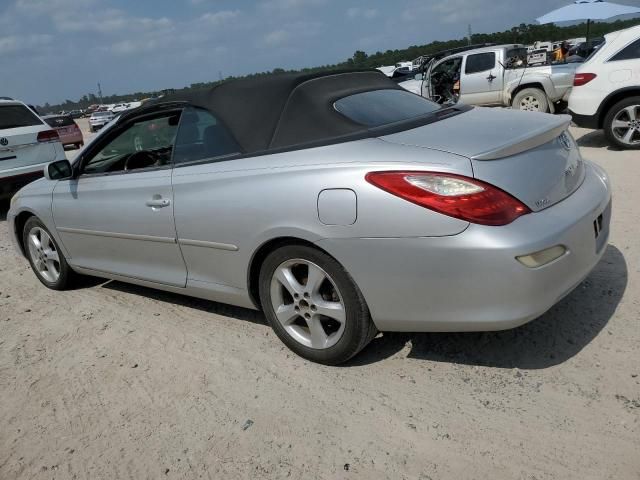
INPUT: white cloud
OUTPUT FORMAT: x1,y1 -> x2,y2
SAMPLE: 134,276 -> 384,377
198,10 -> 241,26
346,7 -> 378,20
264,29 -> 290,47
0,33 -> 52,54
54,9 -> 173,33
15,0 -> 96,14
261,0 -> 327,11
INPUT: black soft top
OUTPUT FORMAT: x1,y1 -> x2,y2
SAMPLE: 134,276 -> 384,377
155,70 -> 404,154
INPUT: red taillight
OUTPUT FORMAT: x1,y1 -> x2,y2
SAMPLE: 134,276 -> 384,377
366,171 -> 531,226
573,73 -> 597,87
37,129 -> 60,143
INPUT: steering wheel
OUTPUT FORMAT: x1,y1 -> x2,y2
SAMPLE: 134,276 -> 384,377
124,150 -> 157,171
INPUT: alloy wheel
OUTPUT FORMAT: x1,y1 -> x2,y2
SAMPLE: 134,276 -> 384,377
611,105 -> 640,146
270,259 -> 346,350
27,227 -> 61,283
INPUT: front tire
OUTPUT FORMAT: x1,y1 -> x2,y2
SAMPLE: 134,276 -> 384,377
259,245 -> 377,365
23,217 -> 76,290
603,97 -> 640,150
513,88 -> 550,113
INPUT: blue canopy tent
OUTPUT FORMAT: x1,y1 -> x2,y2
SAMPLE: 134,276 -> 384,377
537,0 -> 640,40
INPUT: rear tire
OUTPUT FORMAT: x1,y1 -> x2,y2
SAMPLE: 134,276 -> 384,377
259,245 -> 377,365
603,97 -> 640,150
23,217 -> 77,291
513,88 -> 550,113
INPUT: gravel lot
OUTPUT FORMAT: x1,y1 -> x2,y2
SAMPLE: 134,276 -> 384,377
0,121 -> 638,480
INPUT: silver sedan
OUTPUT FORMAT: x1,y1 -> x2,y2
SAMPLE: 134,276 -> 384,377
7,71 -> 612,364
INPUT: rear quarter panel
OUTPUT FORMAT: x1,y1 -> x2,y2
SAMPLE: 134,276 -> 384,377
171,138 -> 472,289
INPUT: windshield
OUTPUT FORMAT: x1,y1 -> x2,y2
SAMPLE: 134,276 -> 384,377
93,111 -> 111,117
0,104 -> 44,129
334,89 -> 441,127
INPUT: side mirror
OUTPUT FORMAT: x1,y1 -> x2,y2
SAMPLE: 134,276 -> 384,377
44,159 -> 73,181
414,73 -> 424,81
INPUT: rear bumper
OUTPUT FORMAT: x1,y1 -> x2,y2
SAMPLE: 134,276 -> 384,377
317,161 -> 611,332
59,132 -> 83,146
569,110 -> 600,129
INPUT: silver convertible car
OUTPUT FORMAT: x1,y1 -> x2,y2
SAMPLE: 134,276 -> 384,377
8,71 -> 611,364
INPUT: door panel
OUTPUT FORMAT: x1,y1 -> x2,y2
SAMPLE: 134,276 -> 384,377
427,57 -> 463,104
460,52 -> 502,105
51,108 -> 187,287
52,170 -> 187,286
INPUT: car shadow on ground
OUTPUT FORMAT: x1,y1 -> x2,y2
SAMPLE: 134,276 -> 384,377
576,130 -> 620,150
100,281 -> 266,326
0,201 -> 8,221
348,245 -> 627,369
97,245 -> 627,370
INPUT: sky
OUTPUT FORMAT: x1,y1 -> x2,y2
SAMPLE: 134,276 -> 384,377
1,0 -> 638,105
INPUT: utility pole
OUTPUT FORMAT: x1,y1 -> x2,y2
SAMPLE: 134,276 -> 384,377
467,24 -> 473,45
97,82 -> 103,105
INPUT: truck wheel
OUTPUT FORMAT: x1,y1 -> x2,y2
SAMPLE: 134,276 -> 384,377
513,89 -> 549,113
603,97 -> 640,150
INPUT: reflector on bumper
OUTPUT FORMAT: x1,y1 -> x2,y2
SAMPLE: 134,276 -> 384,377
516,245 -> 567,268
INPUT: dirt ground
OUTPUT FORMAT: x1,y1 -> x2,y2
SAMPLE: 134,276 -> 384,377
0,124 -> 638,480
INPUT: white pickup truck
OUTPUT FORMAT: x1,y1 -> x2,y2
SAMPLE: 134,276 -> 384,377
412,44 -> 577,113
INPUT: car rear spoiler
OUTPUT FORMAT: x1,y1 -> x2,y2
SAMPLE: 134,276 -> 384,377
472,114 -> 572,161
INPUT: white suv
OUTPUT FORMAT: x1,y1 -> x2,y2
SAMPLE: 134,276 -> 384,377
0,99 -> 66,200
569,25 -> 640,149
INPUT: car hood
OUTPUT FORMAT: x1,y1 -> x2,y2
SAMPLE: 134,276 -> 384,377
379,106 -> 571,160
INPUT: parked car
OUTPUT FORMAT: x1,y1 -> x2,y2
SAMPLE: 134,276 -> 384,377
419,44 -> 578,113
398,74 -> 423,95
8,71 -> 611,364
111,104 -> 129,114
0,99 -> 65,200
68,110 -> 84,119
569,25 -> 640,149
42,115 -> 84,149
89,110 -> 115,132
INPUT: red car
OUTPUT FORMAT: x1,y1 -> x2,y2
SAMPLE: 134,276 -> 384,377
42,115 -> 84,149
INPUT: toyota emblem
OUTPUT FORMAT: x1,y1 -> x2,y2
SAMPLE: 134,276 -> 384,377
0,137 -> 8,146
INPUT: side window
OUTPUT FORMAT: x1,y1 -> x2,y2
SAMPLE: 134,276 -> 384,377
82,111 -> 181,175
465,52 -> 496,74
173,107 -> 241,165
610,39 -> 640,61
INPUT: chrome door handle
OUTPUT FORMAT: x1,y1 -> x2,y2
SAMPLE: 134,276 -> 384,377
145,199 -> 171,208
